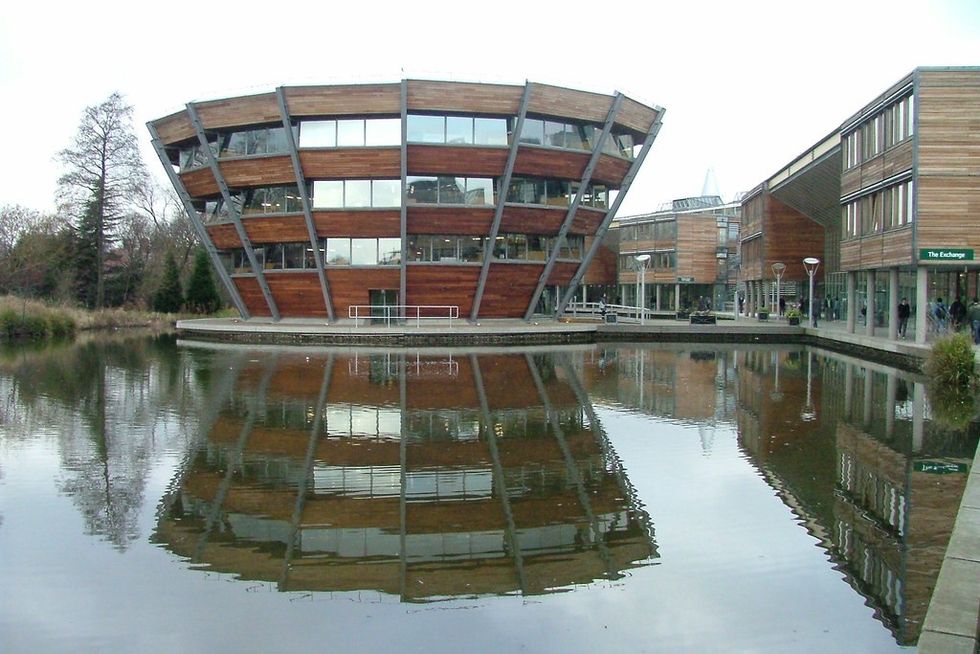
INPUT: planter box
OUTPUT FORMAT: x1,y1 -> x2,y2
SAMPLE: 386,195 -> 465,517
690,315 -> 716,325
676,311 -> 690,320
788,317 -> 800,326
757,313 -> 769,321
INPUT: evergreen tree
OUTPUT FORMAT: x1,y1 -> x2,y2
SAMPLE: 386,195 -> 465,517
184,249 -> 220,314
74,199 -> 100,308
152,252 -> 182,313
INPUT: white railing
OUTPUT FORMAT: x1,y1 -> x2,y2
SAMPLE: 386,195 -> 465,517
348,304 -> 459,328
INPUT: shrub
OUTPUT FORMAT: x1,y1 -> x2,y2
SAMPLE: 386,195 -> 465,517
0,308 -> 18,338
925,332 -> 979,389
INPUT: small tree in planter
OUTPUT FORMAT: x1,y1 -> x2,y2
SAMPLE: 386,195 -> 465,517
786,308 -> 802,325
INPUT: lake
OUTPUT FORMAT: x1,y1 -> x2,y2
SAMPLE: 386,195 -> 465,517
0,333 -> 975,653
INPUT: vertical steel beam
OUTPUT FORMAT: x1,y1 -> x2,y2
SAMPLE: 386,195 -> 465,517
525,94 -> 625,320
470,82 -> 534,321
147,125 -> 249,318
275,88 -> 335,322
186,102 -> 280,321
278,355 -> 334,591
470,354 -> 527,594
556,110 -> 665,317
525,353 -> 618,579
399,80 -> 409,317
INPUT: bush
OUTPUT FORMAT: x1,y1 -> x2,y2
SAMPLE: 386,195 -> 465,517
0,308 -> 18,338
925,332 -> 979,389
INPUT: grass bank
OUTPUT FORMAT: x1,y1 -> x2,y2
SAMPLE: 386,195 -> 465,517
0,295 -> 218,340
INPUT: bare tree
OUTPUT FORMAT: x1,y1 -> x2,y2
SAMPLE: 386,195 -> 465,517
57,93 -> 147,308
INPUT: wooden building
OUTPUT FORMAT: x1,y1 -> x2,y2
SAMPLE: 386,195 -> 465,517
613,196 -> 741,313
741,67 -> 980,342
148,81 -> 663,322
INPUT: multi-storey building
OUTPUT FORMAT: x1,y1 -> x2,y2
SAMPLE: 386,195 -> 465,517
147,81 -> 663,322
613,196 -> 740,313
741,67 -> 980,341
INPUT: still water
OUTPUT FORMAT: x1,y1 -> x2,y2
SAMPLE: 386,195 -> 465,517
0,334 -> 975,653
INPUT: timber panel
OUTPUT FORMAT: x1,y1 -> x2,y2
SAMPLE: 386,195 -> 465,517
207,223 -> 241,249
592,154 -> 630,187
221,156 -> 295,188
195,93 -> 281,130
300,149 -> 401,179
840,240 -> 861,271
570,208 -> 605,235
582,238 -> 617,285
233,277 -> 272,316
764,195 -> 824,283
676,216 -> 719,284
153,110 -> 196,145
407,206 -> 494,235
243,215 -> 308,244
314,210 -> 401,238
617,97 -> 659,136
513,147 -> 589,181
283,84 -> 401,117
405,266 -> 480,317
406,80 -> 522,115
325,268 -> 400,316
479,264 -> 542,318
500,206 -> 565,235
917,176 -> 980,255
180,167 -> 218,197
528,83 -> 612,124
265,273 -> 328,317
547,261 -> 578,286
407,145 -> 508,177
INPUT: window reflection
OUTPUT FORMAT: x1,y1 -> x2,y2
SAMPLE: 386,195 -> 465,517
407,114 -> 507,146
406,176 -> 494,205
299,118 -> 400,148
312,180 -> 402,209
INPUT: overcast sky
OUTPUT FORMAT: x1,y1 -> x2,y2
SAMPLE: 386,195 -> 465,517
1,0 -> 978,218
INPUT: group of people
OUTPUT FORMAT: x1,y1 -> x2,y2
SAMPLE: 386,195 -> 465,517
931,296 -> 980,343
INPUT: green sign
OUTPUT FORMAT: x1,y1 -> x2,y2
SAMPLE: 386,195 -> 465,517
919,248 -> 974,261
677,276 -> 695,283
914,461 -> 968,475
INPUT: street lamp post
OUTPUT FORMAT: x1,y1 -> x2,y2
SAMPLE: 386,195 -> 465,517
635,254 -> 651,325
803,257 -> 820,328
771,262 -> 785,317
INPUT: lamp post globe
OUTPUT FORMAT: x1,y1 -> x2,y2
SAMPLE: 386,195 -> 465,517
803,257 -> 820,328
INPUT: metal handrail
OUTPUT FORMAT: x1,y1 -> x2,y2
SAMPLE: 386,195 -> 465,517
348,304 -> 459,328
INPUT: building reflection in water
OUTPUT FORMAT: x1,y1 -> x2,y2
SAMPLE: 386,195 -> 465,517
154,347 -> 658,602
734,346 -> 976,646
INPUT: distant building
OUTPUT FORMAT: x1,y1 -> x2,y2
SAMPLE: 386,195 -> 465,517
612,195 -> 741,312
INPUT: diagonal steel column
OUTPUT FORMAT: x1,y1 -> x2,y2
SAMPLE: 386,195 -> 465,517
524,353 -> 618,579
147,125 -> 249,318
186,102 -> 280,321
470,354 -> 527,594
470,82 -> 533,321
275,88 -> 335,322
399,80 -> 408,318
524,94 -> 625,320
278,355 -> 334,591
557,111 -> 664,317
192,359 -> 277,563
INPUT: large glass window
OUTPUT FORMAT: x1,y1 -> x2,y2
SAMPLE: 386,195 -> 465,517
407,114 -> 507,146
240,186 -> 304,216
407,235 -> 485,262
178,138 -> 216,171
312,180 -> 402,209
378,238 -> 401,265
321,237 -> 400,266
326,238 -> 351,265
351,238 -> 377,265
406,176 -> 493,205
299,118 -> 400,148
216,125 -> 295,158
407,115 -> 445,143
474,118 -> 507,145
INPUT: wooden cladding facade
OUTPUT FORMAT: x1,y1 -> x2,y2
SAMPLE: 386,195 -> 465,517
740,192 -> 824,283
149,79 -> 663,320
915,69 -> 980,257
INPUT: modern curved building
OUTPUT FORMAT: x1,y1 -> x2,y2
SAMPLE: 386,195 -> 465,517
148,80 -> 663,321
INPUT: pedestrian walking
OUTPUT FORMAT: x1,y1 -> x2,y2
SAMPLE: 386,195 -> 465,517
933,298 -> 948,333
897,298 -> 911,338
968,297 -> 980,345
